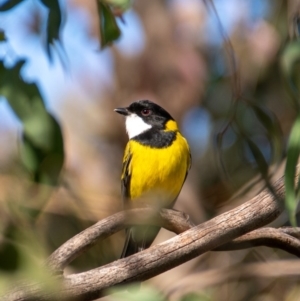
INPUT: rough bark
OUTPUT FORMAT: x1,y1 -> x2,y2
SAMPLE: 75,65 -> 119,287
4,175 -> 298,301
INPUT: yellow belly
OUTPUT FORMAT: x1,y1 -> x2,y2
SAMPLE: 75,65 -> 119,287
126,133 -> 190,207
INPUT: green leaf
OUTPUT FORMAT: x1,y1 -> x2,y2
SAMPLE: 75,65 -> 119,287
0,60 -> 64,186
97,1 -> 121,48
281,40 -> 300,107
103,0 -> 131,11
39,0 -> 63,60
285,114 -> 300,226
0,0 -> 25,11
0,29 -> 7,42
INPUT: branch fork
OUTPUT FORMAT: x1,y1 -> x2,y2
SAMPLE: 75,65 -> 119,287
5,175 -> 300,301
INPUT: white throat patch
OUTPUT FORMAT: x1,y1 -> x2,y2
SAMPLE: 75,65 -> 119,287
125,114 -> 152,139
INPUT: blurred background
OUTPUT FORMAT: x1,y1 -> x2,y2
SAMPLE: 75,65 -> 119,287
0,0 -> 299,300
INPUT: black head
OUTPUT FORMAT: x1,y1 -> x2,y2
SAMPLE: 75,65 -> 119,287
114,100 -> 174,129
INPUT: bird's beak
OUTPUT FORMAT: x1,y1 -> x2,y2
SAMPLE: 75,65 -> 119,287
114,107 -> 129,116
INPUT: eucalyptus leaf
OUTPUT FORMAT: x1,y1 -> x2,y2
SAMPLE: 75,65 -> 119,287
0,29 -> 6,41
281,40 -> 300,107
39,0 -> 62,60
0,0 -> 25,11
0,60 -> 64,186
97,1 -> 121,48
284,114 -> 300,226
103,0 -> 131,11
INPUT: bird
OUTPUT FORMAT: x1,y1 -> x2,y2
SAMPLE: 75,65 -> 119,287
114,100 -> 191,258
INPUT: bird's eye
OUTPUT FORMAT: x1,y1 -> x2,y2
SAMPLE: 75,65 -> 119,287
141,109 -> 151,116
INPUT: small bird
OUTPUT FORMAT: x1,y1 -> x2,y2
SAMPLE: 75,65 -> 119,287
115,100 -> 191,258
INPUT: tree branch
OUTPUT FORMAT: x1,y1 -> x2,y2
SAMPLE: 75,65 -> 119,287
215,227 -> 300,257
47,206 -> 300,275
46,208 -> 195,272
4,175 -> 288,301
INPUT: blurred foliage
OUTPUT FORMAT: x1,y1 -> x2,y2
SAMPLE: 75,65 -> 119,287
0,58 -> 64,297
40,0 -> 62,59
0,29 -> 6,41
216,101 -> 283,185
281,34 -> 300,225
281,40 -> 300,108
0,0 -> 300,300
285,114 -> 300,226
0,0 -> 63,59
0,226 -> 62,297
107,285 -> 166,301
97,1 -> 121,48
0,0 -> 25,11
180,293 -> 212,301
0,59 -> 64,186
0,0 -> 127,54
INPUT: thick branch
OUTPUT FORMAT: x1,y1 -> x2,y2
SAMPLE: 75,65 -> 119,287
46,209 -> 194,272
4,176 -> 285,301
47,208 -> 300,274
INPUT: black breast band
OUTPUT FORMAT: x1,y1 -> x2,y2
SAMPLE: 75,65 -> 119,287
132,129 -> 177,148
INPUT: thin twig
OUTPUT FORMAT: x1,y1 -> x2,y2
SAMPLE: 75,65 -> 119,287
215,227 -> 300,257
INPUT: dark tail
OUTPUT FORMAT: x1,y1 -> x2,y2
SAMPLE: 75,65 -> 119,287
121,226 -> 160,258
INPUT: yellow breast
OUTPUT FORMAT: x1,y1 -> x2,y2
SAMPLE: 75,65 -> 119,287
123,131 -> 190,207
